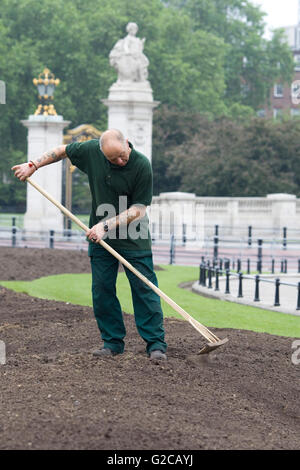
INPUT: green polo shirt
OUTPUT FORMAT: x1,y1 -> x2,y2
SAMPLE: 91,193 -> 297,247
65,139 -> 152,251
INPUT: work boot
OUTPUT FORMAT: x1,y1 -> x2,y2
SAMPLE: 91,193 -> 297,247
92,348 -> 119,357
149,349 -> 167,361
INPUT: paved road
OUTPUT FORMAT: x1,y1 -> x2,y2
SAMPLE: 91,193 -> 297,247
2,235 -> 300,270
192,274 -> 300,316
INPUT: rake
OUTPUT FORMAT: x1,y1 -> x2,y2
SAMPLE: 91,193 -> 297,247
26,177 -> 228,355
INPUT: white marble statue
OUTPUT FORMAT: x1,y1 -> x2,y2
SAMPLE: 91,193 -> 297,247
109,22 -> 150,83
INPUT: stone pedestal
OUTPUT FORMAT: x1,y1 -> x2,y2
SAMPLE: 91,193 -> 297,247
227,200 -> 240,235
151,192 -> 205,246
267,193 -> 297,229
102,81 -> 159,161
21,115 -> 70,233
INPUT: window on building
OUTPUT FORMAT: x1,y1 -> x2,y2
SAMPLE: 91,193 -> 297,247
291,108 -> 300,117
294,54 -> 300,71
297,28 -> 300,49
273,108 -> 283,120
291,81 -> 300,104
257,109 -> 266,118
274,84 -> 284,98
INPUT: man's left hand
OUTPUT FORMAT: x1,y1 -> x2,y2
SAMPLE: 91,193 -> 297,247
86,222 -> 106,243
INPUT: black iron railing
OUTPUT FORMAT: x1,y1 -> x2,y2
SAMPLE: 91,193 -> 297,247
199,262 -> 300,311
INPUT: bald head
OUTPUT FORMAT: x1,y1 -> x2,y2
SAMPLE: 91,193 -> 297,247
99,129 -> 131,166
100,129 -> 125,150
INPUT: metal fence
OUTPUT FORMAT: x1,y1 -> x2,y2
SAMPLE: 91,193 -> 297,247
0,224 -> 87,251
199,262 -> 300,311
3,218 -> 300,270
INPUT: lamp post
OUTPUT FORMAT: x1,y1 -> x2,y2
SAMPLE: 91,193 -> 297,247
33,67 -> 60,116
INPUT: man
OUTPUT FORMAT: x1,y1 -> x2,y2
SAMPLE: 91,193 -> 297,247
12,129 -> 167,360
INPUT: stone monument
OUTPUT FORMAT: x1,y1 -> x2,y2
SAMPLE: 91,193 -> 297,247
102,22 -> 159,161
22,68 -> 70,233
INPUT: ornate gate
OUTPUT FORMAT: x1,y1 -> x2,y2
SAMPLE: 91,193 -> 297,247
63,124 -> 102,229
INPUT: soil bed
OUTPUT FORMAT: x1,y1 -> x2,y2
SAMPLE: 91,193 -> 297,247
0,247 -> 299,450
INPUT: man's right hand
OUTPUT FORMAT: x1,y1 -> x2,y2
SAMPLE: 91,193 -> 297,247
11,162 -> 36,182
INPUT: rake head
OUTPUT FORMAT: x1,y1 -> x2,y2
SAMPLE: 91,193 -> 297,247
198,337 -> 228,355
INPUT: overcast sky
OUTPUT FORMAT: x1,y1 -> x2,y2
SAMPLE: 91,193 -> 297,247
252,0 -> 299,36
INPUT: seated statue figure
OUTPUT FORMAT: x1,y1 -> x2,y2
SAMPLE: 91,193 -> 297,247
109,22 -> 150,83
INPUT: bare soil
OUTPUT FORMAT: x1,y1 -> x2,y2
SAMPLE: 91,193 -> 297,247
0,246 -> 299,450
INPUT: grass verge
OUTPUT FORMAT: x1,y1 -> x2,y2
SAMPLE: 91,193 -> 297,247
1,265 -> 299,338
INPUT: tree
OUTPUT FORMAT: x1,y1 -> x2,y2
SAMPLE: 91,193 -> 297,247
152,105 -> 212,195
0,0 -> 296,208
164,0 -> 295,111
0,0 -> 227,210
166,113 -> 300,197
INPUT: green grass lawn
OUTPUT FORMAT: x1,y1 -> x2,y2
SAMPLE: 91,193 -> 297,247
1,265 -> 299,338
0,213 -> 24,228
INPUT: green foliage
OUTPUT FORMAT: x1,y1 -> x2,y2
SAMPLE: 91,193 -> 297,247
0,0 -> 296,207
0,0 -> 228,210
163,112 -> 300,197
166,0 -> 295,108
152,105 -> 212,194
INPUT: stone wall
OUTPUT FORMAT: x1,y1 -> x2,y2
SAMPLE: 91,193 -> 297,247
149,192 -> 299,242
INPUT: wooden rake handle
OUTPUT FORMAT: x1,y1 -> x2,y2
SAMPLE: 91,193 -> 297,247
26,177 -> 220,344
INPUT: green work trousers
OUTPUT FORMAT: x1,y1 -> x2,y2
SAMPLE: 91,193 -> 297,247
89,244 -> 167,355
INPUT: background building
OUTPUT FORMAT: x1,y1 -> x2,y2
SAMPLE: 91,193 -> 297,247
260,2 -> 300,119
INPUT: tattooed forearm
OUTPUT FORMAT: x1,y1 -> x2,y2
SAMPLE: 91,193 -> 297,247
118,207 -> 142,225
36,151 -> 59,164
48,150 -> 60,161
106,205 -> 146,231
33,146 -> 67,169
